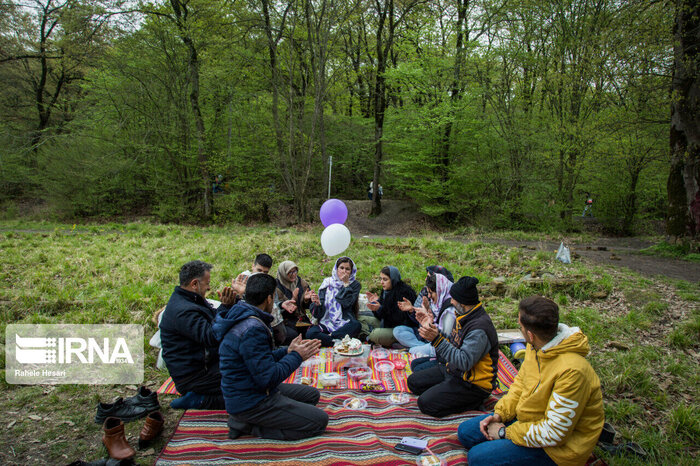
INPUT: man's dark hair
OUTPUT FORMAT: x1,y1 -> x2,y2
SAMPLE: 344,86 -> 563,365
426,274 -> 437,292
254,253 -> 273,268
179,260 -> 213,286
519,296 -> 559,342
245,273 -> 277,306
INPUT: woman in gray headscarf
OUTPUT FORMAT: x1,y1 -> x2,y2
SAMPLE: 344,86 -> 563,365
274,260 -> 316,344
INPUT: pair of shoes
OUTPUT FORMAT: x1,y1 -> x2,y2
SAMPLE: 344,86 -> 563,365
102,412 -> 165,460
95,386 -> 161,424
170,391 -> 205,410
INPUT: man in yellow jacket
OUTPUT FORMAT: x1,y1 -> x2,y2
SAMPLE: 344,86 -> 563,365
458,296 -> 604,466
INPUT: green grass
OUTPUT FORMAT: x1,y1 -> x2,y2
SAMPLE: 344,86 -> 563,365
0,220 -> 698,464
639,241 -> 700,262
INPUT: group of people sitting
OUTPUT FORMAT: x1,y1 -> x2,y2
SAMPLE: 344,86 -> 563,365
159,254 -> 605,465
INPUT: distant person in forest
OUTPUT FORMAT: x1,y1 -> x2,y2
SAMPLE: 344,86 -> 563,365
213,175 -> 224,194
368,182 -> 384,200
360,266 -> 418,346
582,192 -> 593,217
306,256 -> 362,347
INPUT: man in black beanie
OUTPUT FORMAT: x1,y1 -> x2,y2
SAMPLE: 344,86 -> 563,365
407,276 -> 499,417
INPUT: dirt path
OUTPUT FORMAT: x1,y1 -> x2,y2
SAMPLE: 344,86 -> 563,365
342,199 -> 699,283
473,238 -> 700,283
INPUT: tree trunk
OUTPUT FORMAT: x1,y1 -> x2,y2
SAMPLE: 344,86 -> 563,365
667,0 -> 700,240
170,0 -> 211,219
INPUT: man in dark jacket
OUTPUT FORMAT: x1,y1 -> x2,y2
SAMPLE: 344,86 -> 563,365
407,276 -> 499,418
214,273 -> 327,440
160,260 -> 238,409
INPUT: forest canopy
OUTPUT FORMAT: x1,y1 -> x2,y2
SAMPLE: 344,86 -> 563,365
0,0 -> 690,235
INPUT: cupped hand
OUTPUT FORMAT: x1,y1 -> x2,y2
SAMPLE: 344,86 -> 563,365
218,286 -> 236,306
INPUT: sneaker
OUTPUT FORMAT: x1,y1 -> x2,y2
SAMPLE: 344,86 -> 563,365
123,386 -> 160,413
94,398 -> 150,424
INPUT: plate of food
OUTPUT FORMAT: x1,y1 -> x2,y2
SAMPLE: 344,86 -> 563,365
416,453 -> 446,466
334,335 -> 364,356
387,392 -> 410,405
299,376 -> 316,386
342,397 -> 368,410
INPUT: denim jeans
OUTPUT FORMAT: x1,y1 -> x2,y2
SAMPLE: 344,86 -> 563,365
392,326 -> 436,357
457,414 -> 557,466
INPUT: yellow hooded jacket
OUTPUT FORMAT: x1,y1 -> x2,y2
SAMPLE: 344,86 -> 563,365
494,324 -> 604,466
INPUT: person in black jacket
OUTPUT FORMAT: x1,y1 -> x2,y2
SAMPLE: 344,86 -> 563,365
160,260 -> 239,410
306,256 -> 362,347
361,266 -> 418,346
407,276 -> 498,418
214,273 -> 327,440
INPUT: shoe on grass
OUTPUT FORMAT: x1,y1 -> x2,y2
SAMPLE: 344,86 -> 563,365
124,386 -> 160,413
95,398 -> 150,424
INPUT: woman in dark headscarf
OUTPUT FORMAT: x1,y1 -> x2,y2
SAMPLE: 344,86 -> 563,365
393,266 -> 456,356
306,257 -> 362,347
360,266 -> 418,347
274,260 -> 315,344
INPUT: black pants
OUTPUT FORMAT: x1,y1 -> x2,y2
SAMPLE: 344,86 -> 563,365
174,365 -> 225,410
228,383 -> 328,440
306,319 -> 362,347
407,364 -> 490,418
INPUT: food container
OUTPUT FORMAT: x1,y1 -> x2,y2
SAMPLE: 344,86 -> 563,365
374,360 -> 395,375
387,392 -> 410,405
318,372 -> 341,387
393,359 -> 407,370
342,397 -> 368,410
370,348 -> 390,361
360,380 -> 386,393
347,365 -> 372,381
301,356 -> 322,373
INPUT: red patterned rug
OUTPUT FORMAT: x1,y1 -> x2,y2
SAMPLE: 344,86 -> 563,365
155,390 -> 479,465
157,349 -> 518,402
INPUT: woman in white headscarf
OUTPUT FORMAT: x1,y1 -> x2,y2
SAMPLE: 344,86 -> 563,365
306,257 -> 362,347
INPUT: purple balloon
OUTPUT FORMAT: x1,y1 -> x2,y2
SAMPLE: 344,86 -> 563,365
320,199 -> 348,227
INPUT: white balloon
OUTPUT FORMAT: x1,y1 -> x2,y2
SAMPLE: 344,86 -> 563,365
321,224 -> 351,256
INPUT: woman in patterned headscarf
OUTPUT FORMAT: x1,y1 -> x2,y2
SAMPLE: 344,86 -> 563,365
306,257 -> 362,347
394,270 -> 456,357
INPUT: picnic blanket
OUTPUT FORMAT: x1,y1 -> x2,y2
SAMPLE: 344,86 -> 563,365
157,349 -> 519,398
155,390 -> 475,465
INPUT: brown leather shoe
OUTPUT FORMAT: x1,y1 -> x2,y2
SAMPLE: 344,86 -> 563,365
102,417 -> 136,460
138,411 -> 164,449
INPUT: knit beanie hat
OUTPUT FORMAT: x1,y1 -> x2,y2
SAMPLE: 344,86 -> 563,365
450,276 -> 479,305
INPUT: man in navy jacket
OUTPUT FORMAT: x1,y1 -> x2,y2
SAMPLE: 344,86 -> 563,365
160,260 -> 238,409
214,273 -> 327,440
